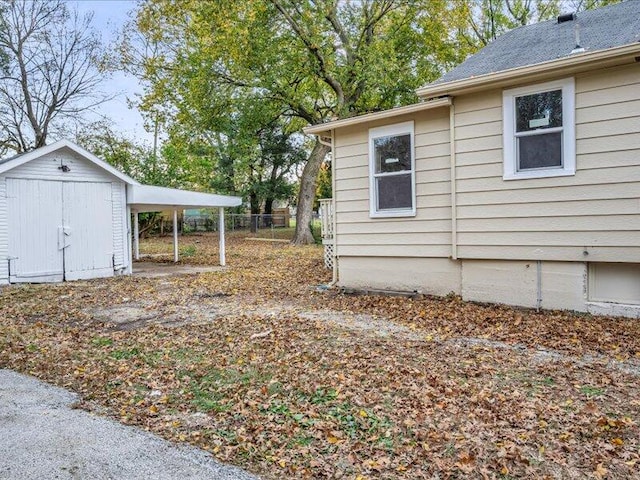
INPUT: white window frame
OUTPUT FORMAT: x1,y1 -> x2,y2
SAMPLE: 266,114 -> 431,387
502,77 -> 576,180
368,121 -> 416,218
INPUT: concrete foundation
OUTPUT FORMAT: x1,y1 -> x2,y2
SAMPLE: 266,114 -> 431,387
337,256 -> 640,318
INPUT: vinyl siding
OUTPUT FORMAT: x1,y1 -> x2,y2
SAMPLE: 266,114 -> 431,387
0,177 -> 8,283
334,108 -> 452,258
454,63 -> 640,262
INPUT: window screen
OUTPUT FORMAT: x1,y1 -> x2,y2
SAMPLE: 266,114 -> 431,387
376,174 -> 412,210
518,131 -> 562,170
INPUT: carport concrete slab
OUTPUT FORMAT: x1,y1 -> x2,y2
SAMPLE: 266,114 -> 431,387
0,370 -> 258,480
133,262 -> 223,278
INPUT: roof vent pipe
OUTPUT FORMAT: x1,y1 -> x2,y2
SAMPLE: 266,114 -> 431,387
571,22 -> 585,54
557,12 -> 576,23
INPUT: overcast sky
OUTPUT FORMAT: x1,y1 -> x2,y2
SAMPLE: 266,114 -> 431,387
71,0 -> 151,144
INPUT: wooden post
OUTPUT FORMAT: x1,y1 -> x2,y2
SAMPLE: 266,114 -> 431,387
173,209 -> 179,263
219,207 -> 225,266
133,211 -> 140,261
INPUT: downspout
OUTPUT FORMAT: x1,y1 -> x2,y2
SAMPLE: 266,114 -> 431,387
330,129 -> 338,286
315,133 -> 337,286
449,98 -> 458,260
318,136 -> 332,148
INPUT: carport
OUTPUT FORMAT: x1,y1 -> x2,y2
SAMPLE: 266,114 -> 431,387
127,185 -> 242,266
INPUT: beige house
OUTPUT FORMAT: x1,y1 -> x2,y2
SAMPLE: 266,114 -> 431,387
306,2 -> 640,318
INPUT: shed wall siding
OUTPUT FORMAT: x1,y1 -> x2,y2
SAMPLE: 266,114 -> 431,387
453,63 -> 640,262
334,108 -> 452,258
0,176 -> 8,283
1,149 -> 129,280
6,149 -> 120,183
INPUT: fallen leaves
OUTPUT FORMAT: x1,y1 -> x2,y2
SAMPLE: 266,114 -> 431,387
0,233 -> 639,479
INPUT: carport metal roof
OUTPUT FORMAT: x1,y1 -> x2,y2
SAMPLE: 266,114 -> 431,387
127,184 -> 242,212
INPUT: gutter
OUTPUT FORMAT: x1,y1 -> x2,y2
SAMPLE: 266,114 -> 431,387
330,129 -> 338,286
303,97 -> 452,136
416,42 -> 640,99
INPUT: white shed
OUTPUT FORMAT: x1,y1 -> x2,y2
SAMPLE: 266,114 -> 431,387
0,140 -> 242,284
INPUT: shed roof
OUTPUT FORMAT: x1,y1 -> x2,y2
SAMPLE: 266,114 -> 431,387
423,0 -> 640,89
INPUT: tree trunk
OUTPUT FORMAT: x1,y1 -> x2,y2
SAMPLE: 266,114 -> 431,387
264,197 -> 274,227
292,140 -> 330,245
249,192 -> 260,233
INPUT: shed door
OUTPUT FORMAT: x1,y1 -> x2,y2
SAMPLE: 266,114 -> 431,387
62,182 -> 114,281
7,179 -> 114,283
7,179 -> 64,282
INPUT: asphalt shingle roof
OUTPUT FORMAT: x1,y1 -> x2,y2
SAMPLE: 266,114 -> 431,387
429,0 -> 640,86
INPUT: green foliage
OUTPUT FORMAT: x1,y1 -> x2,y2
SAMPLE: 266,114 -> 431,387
180,245 -> 196,257
315,160 -> 332,207
124,0 -> 469,241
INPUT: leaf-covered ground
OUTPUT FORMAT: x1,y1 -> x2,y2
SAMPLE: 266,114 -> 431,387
1,233 -> 639,479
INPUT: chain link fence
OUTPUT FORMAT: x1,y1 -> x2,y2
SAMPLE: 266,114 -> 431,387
179,213 -> 321,241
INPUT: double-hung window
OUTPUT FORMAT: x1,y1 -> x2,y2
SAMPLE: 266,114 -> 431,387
503,78 -> 575,180
369,121 -> 416,217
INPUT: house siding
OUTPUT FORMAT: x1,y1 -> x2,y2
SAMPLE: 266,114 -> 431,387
454,63 -> 640,262
330,62 -> 640,316
334,108 -> 452,258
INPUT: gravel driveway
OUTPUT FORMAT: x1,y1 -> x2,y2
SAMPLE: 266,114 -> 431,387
0,370 -> 258,480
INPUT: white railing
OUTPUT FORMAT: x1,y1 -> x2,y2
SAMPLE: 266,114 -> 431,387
319,198 -> 334,240
319,198 -> 334,269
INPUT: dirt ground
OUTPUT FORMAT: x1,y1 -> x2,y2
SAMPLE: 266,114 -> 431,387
1,233 -> 639,479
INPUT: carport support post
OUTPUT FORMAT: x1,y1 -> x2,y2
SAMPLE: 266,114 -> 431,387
219,207 -> 225,266
133,211 -> 140,261
173,209 -> 179,263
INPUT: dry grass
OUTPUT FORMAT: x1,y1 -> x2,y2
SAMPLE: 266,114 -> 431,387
1,233 -> 639,479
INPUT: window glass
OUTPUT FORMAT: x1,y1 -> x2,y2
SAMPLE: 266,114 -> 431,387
376,174 -> 412,210
515,89 -> 562,133
518,131 -> 562,170
374,134 -> 411,173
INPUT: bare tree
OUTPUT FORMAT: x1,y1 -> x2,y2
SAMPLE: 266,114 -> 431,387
0,0 -> 108,156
